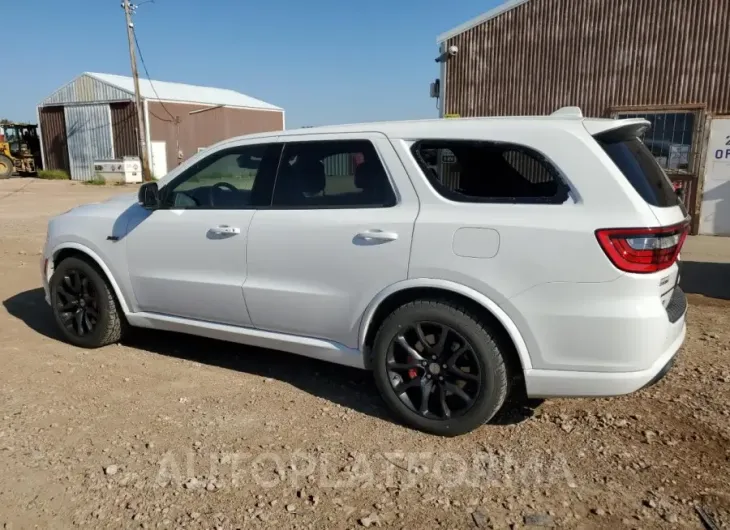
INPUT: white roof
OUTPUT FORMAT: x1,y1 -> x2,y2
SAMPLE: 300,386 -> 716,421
86,72 -> 282,111
437,0 -> 530,43
217,107 -> 627,143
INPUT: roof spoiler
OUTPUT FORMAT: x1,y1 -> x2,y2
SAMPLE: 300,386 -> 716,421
551,106 -> 584,118
549,106 -> 651,139
584,118 -> 651,139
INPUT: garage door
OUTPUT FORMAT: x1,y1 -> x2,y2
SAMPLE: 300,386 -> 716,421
65,104 -> 114,181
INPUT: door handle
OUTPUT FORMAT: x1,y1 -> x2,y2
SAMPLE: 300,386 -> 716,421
356,229 -> 399,242
209,225 -> 241,235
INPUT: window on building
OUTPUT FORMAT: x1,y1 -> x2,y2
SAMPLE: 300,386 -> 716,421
411,140 -> 569,203
615,111 -> 696,173
271,140 -> 397,208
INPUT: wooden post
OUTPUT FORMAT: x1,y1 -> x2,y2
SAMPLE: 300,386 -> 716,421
122,0 -> 152,181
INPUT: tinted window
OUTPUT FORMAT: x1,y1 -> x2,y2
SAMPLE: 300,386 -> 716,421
598,135 -> 680,208
411,140 -> 568,203
162,143 -> 281,209
271,140 -> 396,208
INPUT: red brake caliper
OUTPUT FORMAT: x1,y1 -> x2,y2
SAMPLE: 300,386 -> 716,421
407,355 -> 419,379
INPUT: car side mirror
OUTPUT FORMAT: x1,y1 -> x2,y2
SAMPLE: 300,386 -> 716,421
138,182 -> 160,209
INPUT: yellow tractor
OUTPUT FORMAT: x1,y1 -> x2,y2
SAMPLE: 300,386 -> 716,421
0,122 -> 41,178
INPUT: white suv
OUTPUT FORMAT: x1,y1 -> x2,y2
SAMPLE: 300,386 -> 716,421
41,108 -> 688,436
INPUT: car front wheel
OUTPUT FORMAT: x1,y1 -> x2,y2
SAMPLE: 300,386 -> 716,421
372,300 -> 509,436
50,256 -> 125,348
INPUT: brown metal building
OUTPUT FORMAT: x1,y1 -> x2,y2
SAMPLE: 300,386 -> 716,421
435,0 -> 730,234
37,72 -> 284,181
147,101 -> 284,173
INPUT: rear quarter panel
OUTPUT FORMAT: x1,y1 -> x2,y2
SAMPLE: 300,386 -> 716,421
390,121 -> 659,369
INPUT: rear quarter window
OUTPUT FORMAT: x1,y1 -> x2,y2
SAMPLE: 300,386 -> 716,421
597,135 -> 681,208
411,140 -> 569,204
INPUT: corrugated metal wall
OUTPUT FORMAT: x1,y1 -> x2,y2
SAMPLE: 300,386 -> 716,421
442,0 -> 730,233
64,104 -> 114,180
444,0 -> 730,117
38,106 -> 69,173
148,101 -> 284,171
42,74 -> 132,106
110,102 -> 139,157
39,73 -> 133,178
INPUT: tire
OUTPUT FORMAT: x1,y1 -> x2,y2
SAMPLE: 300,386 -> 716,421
50,256 -> 125,348
0,154 -> 13,179
372,300 -> 509,436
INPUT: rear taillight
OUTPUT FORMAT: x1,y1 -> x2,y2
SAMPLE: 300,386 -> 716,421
596,221 -> 689,273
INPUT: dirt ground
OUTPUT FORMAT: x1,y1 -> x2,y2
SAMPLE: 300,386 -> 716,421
0,178 -> 728,530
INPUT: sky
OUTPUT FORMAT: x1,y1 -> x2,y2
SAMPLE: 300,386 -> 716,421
1,0 -> 502,128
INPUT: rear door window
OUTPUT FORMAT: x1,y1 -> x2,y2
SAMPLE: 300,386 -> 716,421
597,135 -> 681,208
271,140 -> 397,208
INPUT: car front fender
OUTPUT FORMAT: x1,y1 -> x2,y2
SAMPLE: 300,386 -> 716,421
49,241 -> 133,315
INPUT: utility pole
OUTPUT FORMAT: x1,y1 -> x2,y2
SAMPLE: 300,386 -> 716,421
122,0 -> 152,181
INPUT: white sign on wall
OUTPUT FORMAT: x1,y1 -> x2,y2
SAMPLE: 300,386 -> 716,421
699,118 -> 730,235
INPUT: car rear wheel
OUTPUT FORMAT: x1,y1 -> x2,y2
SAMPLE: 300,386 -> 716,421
50,256 -> 125,348
372,300 -> 509,436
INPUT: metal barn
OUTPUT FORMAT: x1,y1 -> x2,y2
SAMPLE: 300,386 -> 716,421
37,72 -> 284,181
434,0 -> 730,235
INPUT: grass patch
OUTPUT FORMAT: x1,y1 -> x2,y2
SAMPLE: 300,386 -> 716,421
37,170 -> 70,180
84,177 -> 106,186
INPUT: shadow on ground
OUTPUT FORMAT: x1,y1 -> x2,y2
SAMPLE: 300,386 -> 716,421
3,288 -> 538,428
2,287 -> 62,339
680,261 -> 730,300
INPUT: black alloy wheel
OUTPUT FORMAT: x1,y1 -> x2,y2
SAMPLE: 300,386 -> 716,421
55,268 -> 99,337
386,322 -> 481,420
372,300 -> 509,436
50,256 -> 125,348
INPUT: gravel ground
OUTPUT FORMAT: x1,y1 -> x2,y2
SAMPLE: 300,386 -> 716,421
0,179 -> 728,529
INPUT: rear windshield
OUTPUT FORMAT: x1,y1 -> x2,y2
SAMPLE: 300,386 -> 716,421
597,135 -> 680,207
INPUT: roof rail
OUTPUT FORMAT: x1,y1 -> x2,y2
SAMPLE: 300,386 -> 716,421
551,106 -> 584,118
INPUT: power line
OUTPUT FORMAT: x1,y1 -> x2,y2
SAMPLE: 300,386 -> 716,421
132,27 -> 177,123
148,107 -> 175,122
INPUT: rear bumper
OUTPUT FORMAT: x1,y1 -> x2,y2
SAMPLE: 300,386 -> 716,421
640,354 -> 676,390
522,284 -> 688,398
523,320 -> 685,397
